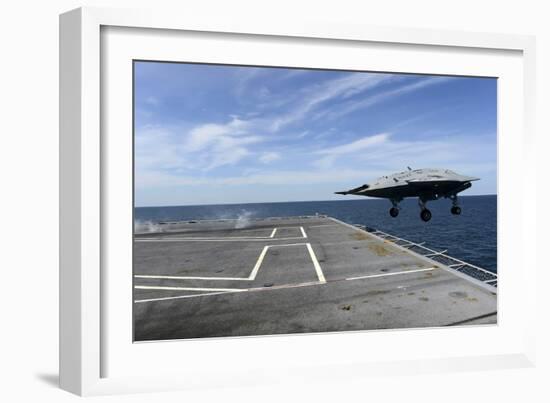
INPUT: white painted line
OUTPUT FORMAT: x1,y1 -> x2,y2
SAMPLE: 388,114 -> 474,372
135,242 -> 321,284
134,243 -> 298,282
134,280 -> 329,303
248,245 -> 270,280
135,226 -> 314,242
134,275 -> 250,281
135,237 -> 307,243
247,280 -> 325,292
134,285 -> 247,292
306,243 -> 326,283
144,228 -> 276,240
271,242 -> 308,247
345,267 -> 437,281
135,291 -> 231,304
140,235 -> 272,240
133,268 -> 439,304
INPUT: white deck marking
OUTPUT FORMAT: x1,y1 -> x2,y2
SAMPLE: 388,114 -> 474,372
247,280 -> 324,292
134,242 -> 323,285
134,279 -> 329,303
135,291 -> 231,304
135,285 -> 247,292
134,245 -> 271,282
135,236 -> 306,243
345,267 -> 437,281
306,243 -> 326,283
271,242 -> 308,247
140,235 -> 272,240
134,267 -> 437,304
135,226 -> 312,242
134,275 -> 250,281
247,245 -> 270,280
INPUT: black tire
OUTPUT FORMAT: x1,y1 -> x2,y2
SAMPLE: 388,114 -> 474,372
451,206 -> 461,215
389,207 -> 399,218
420,209 -> 432,222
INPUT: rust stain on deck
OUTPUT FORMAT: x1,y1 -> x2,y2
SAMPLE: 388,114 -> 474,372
368,243 -> 393,256
352,232 -> 371,241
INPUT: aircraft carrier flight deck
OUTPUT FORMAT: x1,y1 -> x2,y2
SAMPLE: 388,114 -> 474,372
133,216 -> 497,341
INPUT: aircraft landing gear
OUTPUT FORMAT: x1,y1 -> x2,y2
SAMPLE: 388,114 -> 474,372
449,194 -> 461,215
418,198 -> 432,222
420,209 -> 432,222
389,199 -> 401,218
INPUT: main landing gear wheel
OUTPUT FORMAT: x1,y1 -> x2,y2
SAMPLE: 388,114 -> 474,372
451,206 -> 462,215
389,207 -> 399,218
420,209 -> 432,222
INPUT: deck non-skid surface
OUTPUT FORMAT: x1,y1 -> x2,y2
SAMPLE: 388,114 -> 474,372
134,216 -> 497,341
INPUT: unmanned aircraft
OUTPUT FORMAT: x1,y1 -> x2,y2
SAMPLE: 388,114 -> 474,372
335,168 -> 479,222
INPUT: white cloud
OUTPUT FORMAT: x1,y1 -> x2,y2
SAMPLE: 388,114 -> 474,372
333,131 -> 497,180
267,73 -> 397,131
135,115 -> 269,181
219,169 -> 370,185
206,146 -> 250,171
259,152 -> 281,164
134,65 -> 493,206
135,125 -> 189,171
230,73 -> 448,143
186,117 -> 249,151
135,167 -> 373,189
324,76 -> 451,120
204,135 -> 263,171
173,116 -> 269,171
315,133 -> 390,155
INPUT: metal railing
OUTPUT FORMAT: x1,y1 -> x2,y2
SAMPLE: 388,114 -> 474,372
354,225 -> 498,288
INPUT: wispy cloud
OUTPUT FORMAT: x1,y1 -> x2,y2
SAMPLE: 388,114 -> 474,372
134,61 -> 496,205
259,152 -> 281,164
311,133 -> 390,169
186,117 -> 249,151
135,167 -> 373,188
135,116 -> 266,175
319,76 -> 452,120
267,73 -> 397,131
237,74 -> 450,137
315,133 -> 390,155
203,135 -> 263,171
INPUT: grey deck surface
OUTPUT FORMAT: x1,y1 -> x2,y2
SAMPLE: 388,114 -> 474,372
133,216 -> 497,341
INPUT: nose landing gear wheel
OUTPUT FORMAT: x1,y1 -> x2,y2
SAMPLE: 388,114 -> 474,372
420,209 -> 432,222
451,206 -> 461,215
389,207 -> 399,217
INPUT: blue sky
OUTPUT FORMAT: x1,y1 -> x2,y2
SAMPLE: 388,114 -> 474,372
134,62 -> 497,207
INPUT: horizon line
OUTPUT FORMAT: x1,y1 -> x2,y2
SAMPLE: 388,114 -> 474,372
135,194 -> 497,209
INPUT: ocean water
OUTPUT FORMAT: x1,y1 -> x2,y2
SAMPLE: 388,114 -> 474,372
135,195 -> 497,273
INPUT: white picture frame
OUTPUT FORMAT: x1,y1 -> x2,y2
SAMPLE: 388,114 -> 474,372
59,6 -> 537,396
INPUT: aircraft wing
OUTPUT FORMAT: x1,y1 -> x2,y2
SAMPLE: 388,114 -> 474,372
406,177 -> 479,187
406,179 -> 460,186
334,184 -> 369,195
405,178 -> 478,195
